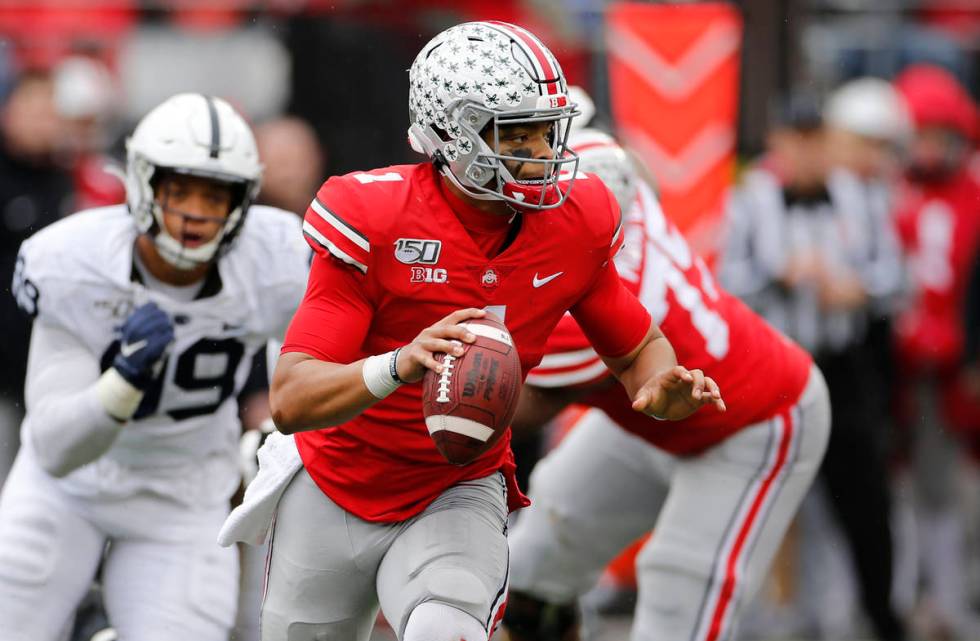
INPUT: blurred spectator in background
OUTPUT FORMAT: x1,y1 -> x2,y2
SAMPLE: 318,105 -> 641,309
254,116 -> 327,218
0,68 -> 75,484
52,55 -> 125,211
890,63 -> 980,641
823,76 -> 910,413
824,77 -> 911,185
719,94 -> 907,641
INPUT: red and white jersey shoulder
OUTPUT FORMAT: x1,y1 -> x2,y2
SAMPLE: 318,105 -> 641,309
528,182 -> 813,454
289,163 -> 650,521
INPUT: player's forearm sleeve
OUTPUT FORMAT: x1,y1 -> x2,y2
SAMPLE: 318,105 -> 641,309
24,321 -> 125,477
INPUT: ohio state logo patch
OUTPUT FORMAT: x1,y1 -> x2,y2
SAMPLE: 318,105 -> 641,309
481,268 -> 499,289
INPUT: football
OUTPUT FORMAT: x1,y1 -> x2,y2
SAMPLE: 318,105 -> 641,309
422,313 -> 522,465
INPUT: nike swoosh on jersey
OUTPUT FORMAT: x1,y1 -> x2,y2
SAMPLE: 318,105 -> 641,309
532,271 -> 564,288
119,339 -> 148,358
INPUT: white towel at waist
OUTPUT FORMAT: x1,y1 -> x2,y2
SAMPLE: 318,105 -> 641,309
218,431 -> 302,547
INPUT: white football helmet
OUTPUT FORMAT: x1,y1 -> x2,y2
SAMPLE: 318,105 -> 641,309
568,128 -> 638,215
407,21 -> 579,210
125,93 -> 262,270
567,85 -> 596,136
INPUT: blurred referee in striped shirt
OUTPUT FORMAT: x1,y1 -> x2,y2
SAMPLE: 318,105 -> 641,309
719,90 -> 908,641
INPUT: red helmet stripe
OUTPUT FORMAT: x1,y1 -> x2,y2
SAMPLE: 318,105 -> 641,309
487,21 -> 561,96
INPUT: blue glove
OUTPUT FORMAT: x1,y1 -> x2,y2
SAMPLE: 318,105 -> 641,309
113,302 -> 175,389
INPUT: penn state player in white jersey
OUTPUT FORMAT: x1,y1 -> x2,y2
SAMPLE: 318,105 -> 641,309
0,93 -> 309,641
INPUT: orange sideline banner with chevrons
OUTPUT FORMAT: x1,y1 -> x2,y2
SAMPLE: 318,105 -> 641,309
606,2 -> 741,259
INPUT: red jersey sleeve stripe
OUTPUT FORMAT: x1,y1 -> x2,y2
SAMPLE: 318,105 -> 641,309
609,213 -> 623,247
310,198 -> 370,252
611,216 -> 624,248
526,357 -> 609,388
302,220 -> 368,274
537,347 -> 600,370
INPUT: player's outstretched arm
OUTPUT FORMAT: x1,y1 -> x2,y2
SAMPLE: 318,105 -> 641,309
270,308 -> 486,434
604,324 -> 726,421
571,257 -> 724,421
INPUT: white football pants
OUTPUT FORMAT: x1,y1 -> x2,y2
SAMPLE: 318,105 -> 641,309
0,444 -> 238,641
509,364 -> 830,641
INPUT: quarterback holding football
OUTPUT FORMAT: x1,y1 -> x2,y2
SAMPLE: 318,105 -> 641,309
222,20 -> 724,641
0,93 -> 310,640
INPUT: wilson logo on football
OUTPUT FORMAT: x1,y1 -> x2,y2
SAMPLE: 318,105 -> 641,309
394,238 -> 441,265
411,267 -> 448,284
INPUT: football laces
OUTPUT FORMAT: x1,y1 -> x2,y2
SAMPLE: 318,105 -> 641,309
436,340 -> 461,403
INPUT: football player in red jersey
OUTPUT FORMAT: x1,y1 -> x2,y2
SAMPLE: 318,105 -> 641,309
890,64 -> 980,638
502,128 -> 832,641
219,21 -> 723,641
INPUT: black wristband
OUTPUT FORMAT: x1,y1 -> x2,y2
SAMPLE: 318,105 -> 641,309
389,347 -> 406,384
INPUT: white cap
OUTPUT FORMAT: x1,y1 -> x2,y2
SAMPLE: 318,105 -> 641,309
824,77 -> 912,144
568,127 -> 638,214
53,56 -> 117,120
568,85 -> 596,135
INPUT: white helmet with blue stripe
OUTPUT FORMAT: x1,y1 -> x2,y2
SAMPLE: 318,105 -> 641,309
125,93 -> 262,269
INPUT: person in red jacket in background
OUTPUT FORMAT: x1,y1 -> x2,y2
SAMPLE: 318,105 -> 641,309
891,63 -> 980,639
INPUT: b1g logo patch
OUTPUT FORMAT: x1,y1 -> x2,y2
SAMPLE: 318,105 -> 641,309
394,238 -> 441,265
410,267 -> 448,284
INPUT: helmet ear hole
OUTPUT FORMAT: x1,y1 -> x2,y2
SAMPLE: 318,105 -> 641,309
433,125 -> 454,143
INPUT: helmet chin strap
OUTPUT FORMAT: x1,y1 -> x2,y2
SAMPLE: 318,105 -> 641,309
153,227 -> 221,271
150,205 -> 224,271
